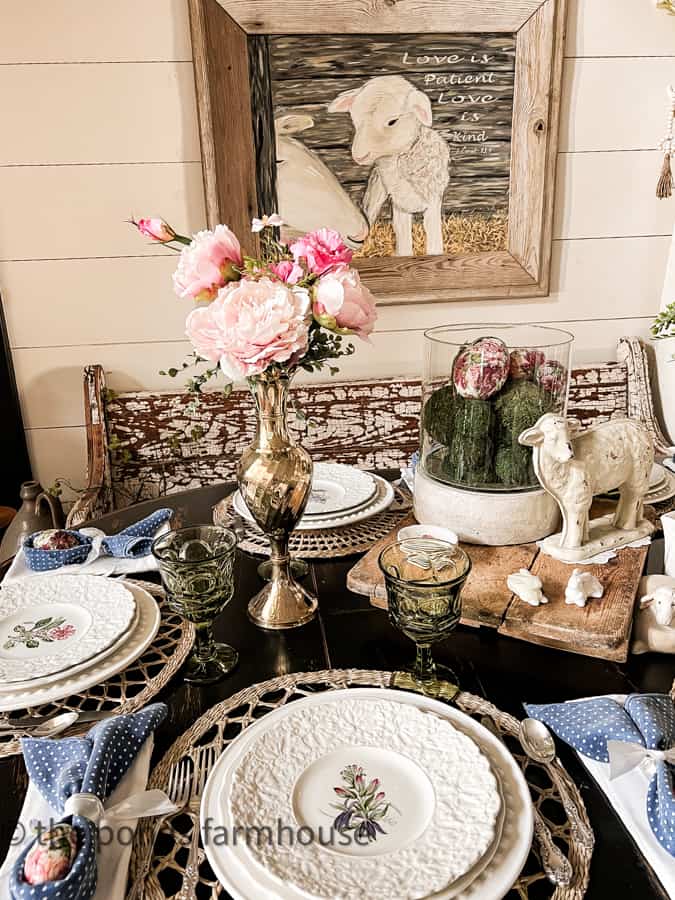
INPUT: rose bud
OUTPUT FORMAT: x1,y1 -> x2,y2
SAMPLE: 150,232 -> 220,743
24,824 -> 78,885
131,217 -> 177,243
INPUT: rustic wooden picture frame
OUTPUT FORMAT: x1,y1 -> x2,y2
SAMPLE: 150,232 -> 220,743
189,0 -> 566,306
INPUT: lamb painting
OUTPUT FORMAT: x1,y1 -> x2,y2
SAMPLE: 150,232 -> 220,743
262,33 -> 515,258
328,75 -> 450,256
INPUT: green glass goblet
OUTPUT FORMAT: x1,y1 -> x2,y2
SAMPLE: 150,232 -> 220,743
152,525 -> 238,684
378,538 -> 471,691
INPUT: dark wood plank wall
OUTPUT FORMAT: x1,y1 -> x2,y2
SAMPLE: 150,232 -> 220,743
262,33 -> 515,217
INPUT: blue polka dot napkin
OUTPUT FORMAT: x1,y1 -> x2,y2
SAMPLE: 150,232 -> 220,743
98,509 -> 173,559
9,704 -> 167,899
5,510 -> 174,584
526,694 -> 675,857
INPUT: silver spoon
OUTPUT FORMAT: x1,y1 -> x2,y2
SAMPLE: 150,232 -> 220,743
519,718 -> 594,850
481,716 -> 573,886
0,711 -> 78,738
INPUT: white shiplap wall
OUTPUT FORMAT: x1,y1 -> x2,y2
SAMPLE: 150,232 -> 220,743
1,0 -> 675,498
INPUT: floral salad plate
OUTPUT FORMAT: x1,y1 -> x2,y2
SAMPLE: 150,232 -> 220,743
201,688 -> 533,900
0,574 -> 136,684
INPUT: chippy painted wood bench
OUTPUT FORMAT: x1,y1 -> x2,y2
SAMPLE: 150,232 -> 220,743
67,336 -> 670,527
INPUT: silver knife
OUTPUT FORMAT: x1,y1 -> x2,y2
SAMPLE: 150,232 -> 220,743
0,710 -> 114,733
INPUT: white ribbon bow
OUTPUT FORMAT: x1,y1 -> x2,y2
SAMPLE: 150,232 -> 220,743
64,790 -> 178,826
608,740 -> 675,781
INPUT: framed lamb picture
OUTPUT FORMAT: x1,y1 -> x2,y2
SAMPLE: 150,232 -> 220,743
189,0 -> 566,304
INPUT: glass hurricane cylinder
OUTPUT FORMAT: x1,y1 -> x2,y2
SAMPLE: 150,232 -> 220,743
238,372 -> 318,629
421,324 -> 573,493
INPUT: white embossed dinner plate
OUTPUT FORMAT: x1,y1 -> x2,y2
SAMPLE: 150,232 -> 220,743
201,688 -> 533,900
0,575 -> 136,684
234,474 -> 394,531
0,601 -> 140,692
302,464 -> 376,516
0,581 -> 160,711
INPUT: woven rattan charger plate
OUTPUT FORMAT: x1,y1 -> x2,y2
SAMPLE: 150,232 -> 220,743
0,581 -> 193,758
213,487 -> 412,559
129,669 -> 593,900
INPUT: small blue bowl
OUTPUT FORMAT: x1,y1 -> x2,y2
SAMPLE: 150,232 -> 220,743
23,530 -> 93,572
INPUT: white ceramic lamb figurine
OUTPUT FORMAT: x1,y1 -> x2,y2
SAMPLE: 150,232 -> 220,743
507,569 -> 549,607
328,75 -> 450,256
519,414 -> 654,562
564,570 -> 604,608
632,584 -> 675,655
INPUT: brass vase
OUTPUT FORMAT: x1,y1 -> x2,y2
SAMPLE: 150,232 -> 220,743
237,372 -> 318,629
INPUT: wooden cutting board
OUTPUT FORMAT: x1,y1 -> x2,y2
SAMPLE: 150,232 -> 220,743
346,505 -> 650,661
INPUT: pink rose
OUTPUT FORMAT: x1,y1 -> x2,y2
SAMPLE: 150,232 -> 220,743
186,277 -> 311,380
24,825 -> 78,885
173,225 -> 243,302
132,217 -> 176,243
535,359 -> 568,395
453,337 -> 510,399
269,259 -> 303,285
313,265 -> 377,340
509,349 -> 545,381
290,228 -> 352,275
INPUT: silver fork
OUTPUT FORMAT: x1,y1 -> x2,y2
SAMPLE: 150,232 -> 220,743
128,756 -> 194,900
178,744 -> 218,900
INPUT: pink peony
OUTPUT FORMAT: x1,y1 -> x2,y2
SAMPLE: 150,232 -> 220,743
509,348 -> 545,381
535,359 -> 568,395
24,824 -> 78,885
173,225 -> 243,302
453,337 -> 510,400
269,259 -> 303,285
132,217 -> 176,243
313,265 -> 377,340
290,228 -> 352,275
186,277 -> 311,380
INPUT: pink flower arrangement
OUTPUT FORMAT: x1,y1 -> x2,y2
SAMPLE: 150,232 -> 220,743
24,824 -> 78,885
453,337 -> 510,400
131,215 -> 377,387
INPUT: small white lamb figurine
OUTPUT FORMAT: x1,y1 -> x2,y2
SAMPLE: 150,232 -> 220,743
565,569 -> 604,608
632,584 -> 675,655
507,569 -> 549,607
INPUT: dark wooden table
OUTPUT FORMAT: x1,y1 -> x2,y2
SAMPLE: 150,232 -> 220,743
1,480 -> 674,899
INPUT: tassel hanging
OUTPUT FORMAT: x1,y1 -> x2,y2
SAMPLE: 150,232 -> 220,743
657,152 -> 673,199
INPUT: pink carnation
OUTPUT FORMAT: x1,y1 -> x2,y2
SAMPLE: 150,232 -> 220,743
453,337 -> 509,400
173,225 -> 243,302
313,265 -> 377,341
535,359 -> 568,395
509,349 -> 545,381
186,277 -> 311,381
290,228 -> 352,275
269,259 -> 303,285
